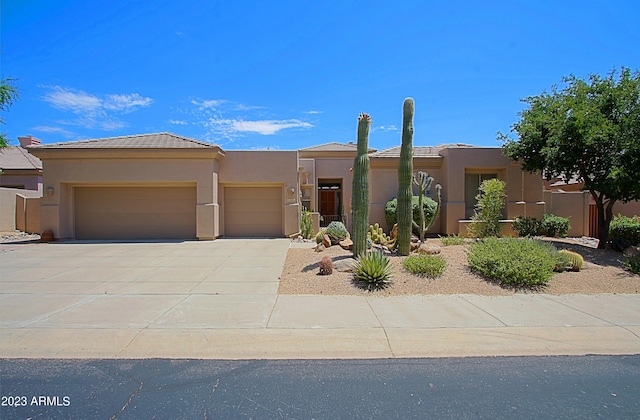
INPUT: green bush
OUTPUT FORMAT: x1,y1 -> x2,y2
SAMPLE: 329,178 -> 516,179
609,215 -> 640,249
469,179 -> 506,238
403,254 -> 446,278
439,234 -> 466,246
512,216 -> 542,237
621,255 -> 640,275
540,214 -> 570,238
353,250 -> 394,290
384,196 -> 438,234
467,237 -> 558,287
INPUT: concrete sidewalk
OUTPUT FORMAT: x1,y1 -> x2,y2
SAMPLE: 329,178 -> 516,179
1,239 -> 639,359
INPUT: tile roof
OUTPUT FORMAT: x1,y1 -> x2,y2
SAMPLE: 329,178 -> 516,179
0,146 -> 43,170
299,142 -> 377,153
370,144 -> 476,158
30,132 -> 219,149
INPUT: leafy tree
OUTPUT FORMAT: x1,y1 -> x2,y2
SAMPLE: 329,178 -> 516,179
1,77 -> 19,147
501,67 -> 640,249
469,178 -> 506,238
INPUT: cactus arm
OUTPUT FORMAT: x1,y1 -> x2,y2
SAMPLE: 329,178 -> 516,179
397,98 -> 414,256
352,113 -> 371,257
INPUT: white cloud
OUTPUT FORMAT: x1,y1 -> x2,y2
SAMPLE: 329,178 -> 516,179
231,119 -> 313,135
32,125 -> 75,137
104,94 -> 153,111
305,110 -> 322,114
374,125 -> 399,132
169,119 -> 189,125
43,87 -> 101,113
191,99 -> 225,110
41,86 -> 153,131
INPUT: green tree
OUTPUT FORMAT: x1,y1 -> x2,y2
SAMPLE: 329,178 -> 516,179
501,67 -> 640,249
1,77 -> 19,147
469,178 -> 506,238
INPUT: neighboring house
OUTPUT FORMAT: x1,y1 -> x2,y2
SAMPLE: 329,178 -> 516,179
28,132 -> 554,241
0,136 -> 43,191
0,136 -> 43,232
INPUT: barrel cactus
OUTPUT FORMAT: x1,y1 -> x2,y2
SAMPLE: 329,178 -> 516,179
352,113 -> 371,256
397,98 -> 414,256
558,249 -> 584,271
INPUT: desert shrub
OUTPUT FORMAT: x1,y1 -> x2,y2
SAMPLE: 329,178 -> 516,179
439,234 -> 466,246
609,215 -> 640,249
301,207 -> 314,239
353,250 -> 393,290
469,179 -> 506,238
384,196 -> 438,234
467,237 -> 557,287
621,255 -> 640,275
319,256 -> 333,275
326,221 -> 348,244
512,216 -> 542,237
540,214 -> 570,238
403,254 -> 446,278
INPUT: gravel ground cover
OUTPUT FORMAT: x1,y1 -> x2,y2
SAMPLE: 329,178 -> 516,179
278,238 -> 640,296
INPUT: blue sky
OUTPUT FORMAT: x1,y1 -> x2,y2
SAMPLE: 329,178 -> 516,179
2,0 -> 639,150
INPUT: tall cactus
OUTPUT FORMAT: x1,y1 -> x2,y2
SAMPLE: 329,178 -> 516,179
412,171 -> 442,242
397,98 -> 414,256
352,113 -> 371,257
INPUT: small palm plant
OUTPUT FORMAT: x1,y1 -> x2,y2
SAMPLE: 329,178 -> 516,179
353,250 -> 394,290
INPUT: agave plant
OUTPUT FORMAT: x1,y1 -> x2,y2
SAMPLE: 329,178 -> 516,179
353,250 -> 394,290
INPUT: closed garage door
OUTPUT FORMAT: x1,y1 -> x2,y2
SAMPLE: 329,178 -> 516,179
75,186 -> 196,240
224,187 -> 282,237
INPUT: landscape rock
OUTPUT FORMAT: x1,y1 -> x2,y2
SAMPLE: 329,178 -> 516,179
623,245 -> 640,258
322,234 -> 332,248
314,243 -> 326,252
333,258 -> 357,273
339,238 -> 353,250
411,242 -> 421,252
418,243 -> 441,255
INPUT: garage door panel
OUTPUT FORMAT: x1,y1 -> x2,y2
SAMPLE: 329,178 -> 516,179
224,187 -> 282,237
75,186 -> 196,240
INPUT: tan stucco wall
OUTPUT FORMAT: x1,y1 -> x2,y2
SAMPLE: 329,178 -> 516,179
0,187 -> 42,231
219,151 -> 300,237
32,151 -> 221,240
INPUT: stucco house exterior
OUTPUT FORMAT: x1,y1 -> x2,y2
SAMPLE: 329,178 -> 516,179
26,131 -> 638,241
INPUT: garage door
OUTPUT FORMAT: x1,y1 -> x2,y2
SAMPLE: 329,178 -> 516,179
224,187 -> 282,237
75,186 -> 196,240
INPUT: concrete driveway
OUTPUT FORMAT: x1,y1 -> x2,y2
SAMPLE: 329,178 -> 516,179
2,239 -> 640,359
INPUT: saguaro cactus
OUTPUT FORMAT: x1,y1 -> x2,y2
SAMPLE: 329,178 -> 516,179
352,113 -> 371,256
412,171 -> 442,242
397,98 -> 414,256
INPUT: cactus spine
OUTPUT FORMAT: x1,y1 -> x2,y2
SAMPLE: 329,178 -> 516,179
397,98 -> 414,256
412,171 -> 442,242
352,113 -> 371,256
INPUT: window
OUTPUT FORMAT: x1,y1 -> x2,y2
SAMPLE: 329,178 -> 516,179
465,173 -> 497,219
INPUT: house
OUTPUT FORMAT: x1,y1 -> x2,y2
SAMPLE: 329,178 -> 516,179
26,131 -> 637,241
0,136 -> 43,232
0,135 -> 43,191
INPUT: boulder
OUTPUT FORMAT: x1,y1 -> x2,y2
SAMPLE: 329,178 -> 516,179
623,245 -> 640,258
314,243 -> 326,252
390,223 -> 398,239
410,242 -> 421,252
322,234 -> 332,248
334,258 -> 357,273
339,238 -> 353,250
418,243 -> 441,255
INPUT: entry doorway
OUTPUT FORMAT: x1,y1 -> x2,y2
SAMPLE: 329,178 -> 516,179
318,179 -> 342,227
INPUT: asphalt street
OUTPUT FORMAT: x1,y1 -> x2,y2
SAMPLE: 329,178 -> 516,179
1,355 -> 639,419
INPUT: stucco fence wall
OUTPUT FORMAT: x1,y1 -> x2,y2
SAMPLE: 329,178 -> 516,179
0,187 -> 42,233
